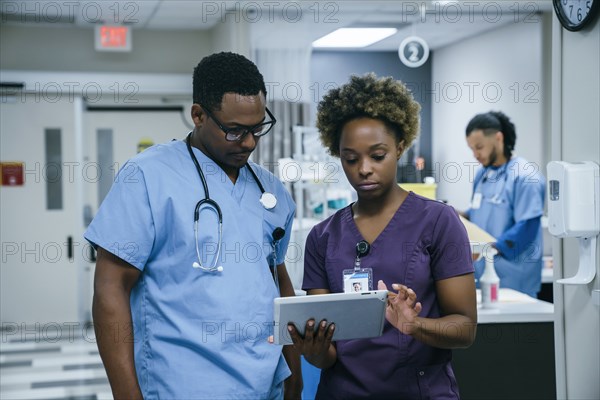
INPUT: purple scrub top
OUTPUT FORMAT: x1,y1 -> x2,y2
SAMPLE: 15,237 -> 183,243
303,192 -> 474,399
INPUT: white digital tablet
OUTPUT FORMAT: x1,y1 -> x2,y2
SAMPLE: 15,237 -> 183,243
273,290 -> 388,345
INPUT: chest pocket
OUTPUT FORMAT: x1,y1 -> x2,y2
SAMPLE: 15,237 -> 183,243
262,204 -> 290,264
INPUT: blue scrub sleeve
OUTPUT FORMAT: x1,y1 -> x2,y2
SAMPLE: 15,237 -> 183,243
512,166 -> 545,222
494,165 -> 545,262
495,217 -> 540,262
84,161 -> 155,270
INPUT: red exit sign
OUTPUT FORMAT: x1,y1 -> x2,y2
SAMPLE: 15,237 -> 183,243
95,25 -> 131,52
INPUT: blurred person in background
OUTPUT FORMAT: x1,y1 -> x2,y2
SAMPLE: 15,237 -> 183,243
461,111 -> 546,298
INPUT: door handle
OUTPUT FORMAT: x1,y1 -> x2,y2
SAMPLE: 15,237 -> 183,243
89,245 -> 97,262
67,236 -> 73,260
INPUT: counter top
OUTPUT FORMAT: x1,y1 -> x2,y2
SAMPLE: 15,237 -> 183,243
294,288 -> 554,324
542,267 -> 553,283
477,288 -> 554,324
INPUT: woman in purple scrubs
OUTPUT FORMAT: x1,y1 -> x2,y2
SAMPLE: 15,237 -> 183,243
288,74 -> 477,399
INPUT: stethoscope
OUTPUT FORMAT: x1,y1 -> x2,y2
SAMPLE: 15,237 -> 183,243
472,159 -> 513,205
185,132 -> 278,273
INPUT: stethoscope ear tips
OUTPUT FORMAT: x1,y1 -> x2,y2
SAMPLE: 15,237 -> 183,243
192,262 -> 201,269
216,266 -> 224,272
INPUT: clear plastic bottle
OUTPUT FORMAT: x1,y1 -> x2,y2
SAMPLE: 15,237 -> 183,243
480,247 -> 500,309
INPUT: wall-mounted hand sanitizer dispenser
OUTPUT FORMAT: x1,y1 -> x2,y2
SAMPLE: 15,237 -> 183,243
547,161 -> 600,237
547,161 -> 599,285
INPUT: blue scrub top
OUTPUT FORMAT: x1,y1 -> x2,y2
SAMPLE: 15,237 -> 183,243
467,156 -> 546,297
85,139 -> 295,399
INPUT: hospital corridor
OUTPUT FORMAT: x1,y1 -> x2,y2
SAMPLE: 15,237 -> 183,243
1,1 -> 599,399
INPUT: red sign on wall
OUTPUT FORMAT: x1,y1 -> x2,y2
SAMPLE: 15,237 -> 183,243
95,25 -> 132,52
1,162 -> 24,186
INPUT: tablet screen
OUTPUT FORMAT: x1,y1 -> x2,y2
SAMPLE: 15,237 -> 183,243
273,290 -> 388,345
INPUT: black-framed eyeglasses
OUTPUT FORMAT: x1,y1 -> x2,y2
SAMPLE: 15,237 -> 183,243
200,104 -> 276,142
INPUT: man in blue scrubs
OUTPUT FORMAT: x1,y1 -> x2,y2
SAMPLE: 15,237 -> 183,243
85,52 -> 301,399
463,111 -> 546,297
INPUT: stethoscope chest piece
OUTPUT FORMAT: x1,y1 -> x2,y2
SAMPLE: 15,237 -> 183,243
185,132 -> 279,273
260,192 -> 277,210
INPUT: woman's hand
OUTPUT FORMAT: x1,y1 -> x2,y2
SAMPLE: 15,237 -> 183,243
287,319 -> 335,369
378,280 -> 422,335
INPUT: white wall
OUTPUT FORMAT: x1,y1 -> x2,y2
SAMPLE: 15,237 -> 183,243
431,20 -> 545,209
210,19 -> 252,57
553,15 -> 600,399
0,25 -> 213,73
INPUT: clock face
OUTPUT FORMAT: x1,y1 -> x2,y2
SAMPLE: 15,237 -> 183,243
553,0 -> 600,31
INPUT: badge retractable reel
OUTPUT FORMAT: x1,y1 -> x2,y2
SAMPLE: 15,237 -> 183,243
343,240 -> 373,293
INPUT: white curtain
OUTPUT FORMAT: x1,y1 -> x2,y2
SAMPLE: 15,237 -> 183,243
253,100 -> 311,173
255,47 -> 312,103
253,47 -> 313,174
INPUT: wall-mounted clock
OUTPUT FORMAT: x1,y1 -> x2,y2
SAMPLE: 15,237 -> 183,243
553,0 -> 600,31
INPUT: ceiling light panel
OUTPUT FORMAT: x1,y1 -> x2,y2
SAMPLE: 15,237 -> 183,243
312,28 -> 398,48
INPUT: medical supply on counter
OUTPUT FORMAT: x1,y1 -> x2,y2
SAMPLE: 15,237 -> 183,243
480,247 -> 500,308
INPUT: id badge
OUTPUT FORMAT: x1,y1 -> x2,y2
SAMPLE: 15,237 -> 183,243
342,268 -> 373,293
471,192 -> 482,210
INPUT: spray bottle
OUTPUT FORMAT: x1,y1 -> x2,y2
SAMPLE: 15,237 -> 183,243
480,246 -> 500,309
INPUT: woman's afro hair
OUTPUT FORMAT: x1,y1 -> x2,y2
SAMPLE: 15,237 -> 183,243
316,73 -> 421,157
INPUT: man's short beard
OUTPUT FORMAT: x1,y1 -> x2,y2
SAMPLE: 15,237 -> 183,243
485,146 -> 498,167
